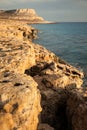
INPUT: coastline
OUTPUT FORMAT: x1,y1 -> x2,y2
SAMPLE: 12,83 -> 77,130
0,19 -> 87,130
0,18 -> 58,24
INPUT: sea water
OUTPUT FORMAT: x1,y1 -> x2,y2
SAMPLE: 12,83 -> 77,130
32,22 -> 87,82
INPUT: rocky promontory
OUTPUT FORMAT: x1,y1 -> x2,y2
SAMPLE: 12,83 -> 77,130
0,20 -> 87,130
0,9 -> 49,23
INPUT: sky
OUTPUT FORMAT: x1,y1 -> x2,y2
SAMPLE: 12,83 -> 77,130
0,0 -> 87,22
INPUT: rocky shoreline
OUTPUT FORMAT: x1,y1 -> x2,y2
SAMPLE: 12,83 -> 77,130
0,20 -> 87,130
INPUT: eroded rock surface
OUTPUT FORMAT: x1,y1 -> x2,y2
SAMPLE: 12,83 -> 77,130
0,20 -> 41,130
0,21 -> 37,74
26,43 -> 83,88
0,72 -> 41,130
0,20 -> 87,130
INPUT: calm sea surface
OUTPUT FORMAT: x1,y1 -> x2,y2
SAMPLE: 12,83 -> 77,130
32,23 -> 87,82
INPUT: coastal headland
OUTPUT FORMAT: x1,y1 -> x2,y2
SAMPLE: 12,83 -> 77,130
0,9 -> 54,24
0,9 -> 87,130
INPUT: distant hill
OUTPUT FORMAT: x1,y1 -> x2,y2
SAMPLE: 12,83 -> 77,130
0,8 -> 48,23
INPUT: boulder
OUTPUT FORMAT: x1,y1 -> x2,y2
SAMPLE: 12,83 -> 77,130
0,71 -> 41,130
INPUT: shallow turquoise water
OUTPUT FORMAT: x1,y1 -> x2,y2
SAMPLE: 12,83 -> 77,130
32,22 -> 87,79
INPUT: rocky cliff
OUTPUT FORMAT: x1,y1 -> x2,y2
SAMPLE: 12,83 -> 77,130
0,9 -> 46,23
0,20 -> 87,130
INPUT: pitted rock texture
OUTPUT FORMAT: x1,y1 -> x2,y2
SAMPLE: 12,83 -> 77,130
26,43 -> 83,88
0,20 -> 41,130
0,21 -> 37,73
0,20 -> 38,40
0,72 -> 41,130
0,20 -> 86,130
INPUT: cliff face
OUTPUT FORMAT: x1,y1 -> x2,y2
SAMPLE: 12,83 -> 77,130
0,20 -> 87,130
0,9 -> 45,23
15,9 -> 36,14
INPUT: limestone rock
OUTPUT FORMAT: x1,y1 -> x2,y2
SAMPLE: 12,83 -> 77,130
0,9 -> 45,23
25,41 -> 84,130
0,20 -> 41,130
27,43 -> 83,88
66,87 -> 87,130
0,20 -> 86,130
0,71 -> 41,130
0,21 -> 37,73
0,20 -> 38,40
15,9 -> 36,15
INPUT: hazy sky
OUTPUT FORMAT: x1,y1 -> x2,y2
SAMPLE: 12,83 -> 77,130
0,0 -> 87,22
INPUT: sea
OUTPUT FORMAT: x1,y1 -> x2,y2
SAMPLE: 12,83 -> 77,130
32,22 -> 87,85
